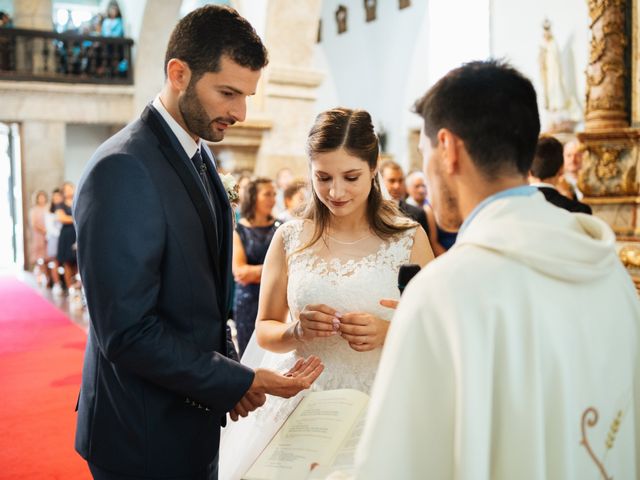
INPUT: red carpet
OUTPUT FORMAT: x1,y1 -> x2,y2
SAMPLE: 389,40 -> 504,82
0,276 -> 90,479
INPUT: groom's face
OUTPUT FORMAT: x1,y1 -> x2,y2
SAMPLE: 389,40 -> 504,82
179,55 -> 261,142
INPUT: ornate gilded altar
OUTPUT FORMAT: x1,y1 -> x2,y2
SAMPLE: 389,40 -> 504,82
579,0 -> 640,293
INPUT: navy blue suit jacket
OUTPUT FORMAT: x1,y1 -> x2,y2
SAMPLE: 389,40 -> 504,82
73,105 -> 254,477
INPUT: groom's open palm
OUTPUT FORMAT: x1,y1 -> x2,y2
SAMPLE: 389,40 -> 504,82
229,356 -> 324,421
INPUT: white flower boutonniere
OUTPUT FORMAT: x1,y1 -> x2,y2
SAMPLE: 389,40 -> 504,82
219,173 -> 239,206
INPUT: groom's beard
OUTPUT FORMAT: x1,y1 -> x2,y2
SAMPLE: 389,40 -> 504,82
178,82 -> 233,143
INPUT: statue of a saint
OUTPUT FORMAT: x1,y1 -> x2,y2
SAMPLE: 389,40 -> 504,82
539,19 -> 568,112
539,19 -> 581,132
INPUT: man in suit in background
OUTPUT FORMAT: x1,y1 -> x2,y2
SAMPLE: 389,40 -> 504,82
528,136 -> 592,214
379,159 -> 430,234
74,6 -> 323,479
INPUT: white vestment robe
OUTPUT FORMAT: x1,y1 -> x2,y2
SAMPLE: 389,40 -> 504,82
355,193 -> 640,480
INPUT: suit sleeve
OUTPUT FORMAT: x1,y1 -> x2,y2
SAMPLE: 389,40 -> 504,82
74,153 -> 253,414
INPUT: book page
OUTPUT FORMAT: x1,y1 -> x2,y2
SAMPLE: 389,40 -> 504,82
243,389 -> 368,480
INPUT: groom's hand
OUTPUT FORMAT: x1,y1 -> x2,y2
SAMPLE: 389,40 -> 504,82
229,390 -> 266,422
250,356 -> 324,398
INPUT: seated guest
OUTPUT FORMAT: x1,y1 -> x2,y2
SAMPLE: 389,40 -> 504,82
380,159 -> 429,234
529,136 -> 592,214
355,60 -> 640,480
405,170 -> 428,207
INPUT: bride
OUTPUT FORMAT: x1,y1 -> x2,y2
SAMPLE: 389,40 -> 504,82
219,107 -> 433,479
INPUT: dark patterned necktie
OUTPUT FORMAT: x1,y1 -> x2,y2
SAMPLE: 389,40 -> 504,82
191,148 -> 214,206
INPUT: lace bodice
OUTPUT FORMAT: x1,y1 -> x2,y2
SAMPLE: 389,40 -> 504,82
281,219 -> 416,393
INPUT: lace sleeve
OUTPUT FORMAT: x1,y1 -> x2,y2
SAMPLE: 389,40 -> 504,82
392,226 -> 419,266
280,219 -> 304,256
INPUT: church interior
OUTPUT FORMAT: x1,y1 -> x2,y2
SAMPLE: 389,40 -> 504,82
0,0 -> 639,477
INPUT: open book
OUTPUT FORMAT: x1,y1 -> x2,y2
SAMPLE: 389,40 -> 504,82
242,389 -> 369,480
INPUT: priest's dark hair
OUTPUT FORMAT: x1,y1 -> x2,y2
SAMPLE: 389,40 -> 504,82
413,59 -> 540,178
297,107 -> 415,254
531,136 -> 564,180
164,5 -> 268,81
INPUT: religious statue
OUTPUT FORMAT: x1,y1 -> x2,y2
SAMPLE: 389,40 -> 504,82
539,19 -> 568,112
539,19 -> 581,132
365,0 -> 377,22
336,5 -> 347,34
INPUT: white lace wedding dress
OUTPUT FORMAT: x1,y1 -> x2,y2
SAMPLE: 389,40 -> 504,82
218,219 -> 416,480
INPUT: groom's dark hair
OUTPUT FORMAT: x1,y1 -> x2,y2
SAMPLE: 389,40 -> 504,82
164,5 -> 268,81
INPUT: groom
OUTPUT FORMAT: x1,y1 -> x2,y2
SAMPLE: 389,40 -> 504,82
74,6 -> 323,479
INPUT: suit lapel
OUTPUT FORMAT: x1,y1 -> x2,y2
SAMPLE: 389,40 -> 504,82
141,106 -> 223,291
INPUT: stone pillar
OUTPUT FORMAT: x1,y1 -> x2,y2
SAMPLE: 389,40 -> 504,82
12,0 -> 53,30
21,121 -> 65,267
12,0 -> 54,75
133,0 -> 182,117
252,0 -> 323,179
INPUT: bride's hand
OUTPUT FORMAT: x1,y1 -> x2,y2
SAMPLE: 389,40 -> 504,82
297,304 -> 342,341
338,313 -> 389,352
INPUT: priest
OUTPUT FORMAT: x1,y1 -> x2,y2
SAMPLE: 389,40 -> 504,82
355,60 -> 640,479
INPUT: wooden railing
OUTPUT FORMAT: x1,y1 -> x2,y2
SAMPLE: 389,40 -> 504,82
0,27 -> 134,85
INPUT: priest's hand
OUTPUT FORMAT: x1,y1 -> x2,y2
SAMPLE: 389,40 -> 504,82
249,355 -> 324,399
339,312 -> 389,352
379,298 -> 399,310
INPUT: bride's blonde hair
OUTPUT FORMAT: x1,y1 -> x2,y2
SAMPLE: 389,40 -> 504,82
297,107 -> 415,253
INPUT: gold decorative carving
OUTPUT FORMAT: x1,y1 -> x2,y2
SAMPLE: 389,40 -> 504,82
619,244 -> 640,267
595,147 -> 621,179
585,0 -> 628,130
577,128 -> 639,196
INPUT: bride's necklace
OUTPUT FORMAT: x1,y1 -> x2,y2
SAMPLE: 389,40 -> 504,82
325,232 -> 372,245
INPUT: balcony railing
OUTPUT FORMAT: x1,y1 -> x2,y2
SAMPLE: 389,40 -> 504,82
0,27 -> 134,85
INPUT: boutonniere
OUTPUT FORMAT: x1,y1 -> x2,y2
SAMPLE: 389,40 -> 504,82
219,173 -> 239,206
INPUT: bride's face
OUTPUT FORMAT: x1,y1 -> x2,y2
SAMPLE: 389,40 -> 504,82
311,148 -> 375,219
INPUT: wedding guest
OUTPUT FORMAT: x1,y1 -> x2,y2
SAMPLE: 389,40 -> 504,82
219,107 -> 433,479
0,11 -> 12,28
73,6 -> 322,479
273,166 -> 293,215
234,171 -> 252,224
529,136 -> 591,214
55,182 -> 78,292
101,2 -> 124,37
276,180 -> 307,223
232,177 -> 278,356
562,137 -> 584,199
356,60 -> 640,479
29,190 -> 48,270
380,159 -> 429,234
423,203 -> 458,256
45,188 -> 63,294
405,170 -> 428,207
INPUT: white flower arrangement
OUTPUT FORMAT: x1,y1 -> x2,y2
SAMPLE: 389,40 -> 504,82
219,173 -> 239,205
